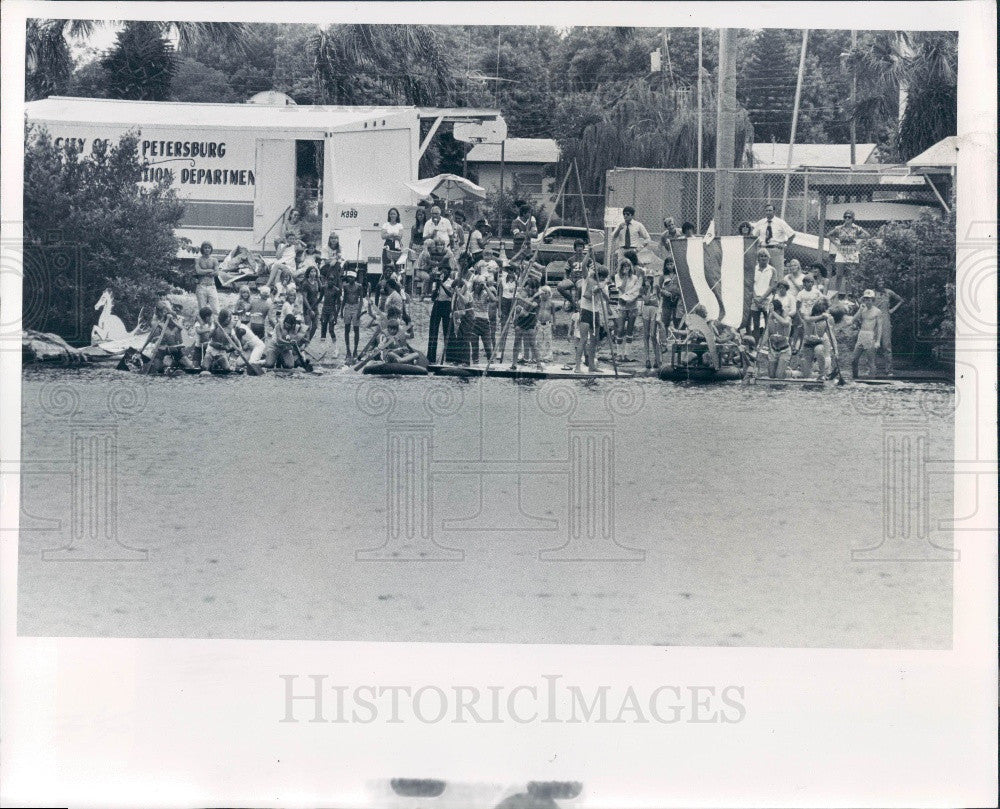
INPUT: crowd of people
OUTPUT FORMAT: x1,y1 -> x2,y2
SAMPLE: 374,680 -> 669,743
145,199 -> 899,379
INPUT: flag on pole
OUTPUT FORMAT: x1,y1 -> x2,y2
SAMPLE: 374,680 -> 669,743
669,236 -> 756,328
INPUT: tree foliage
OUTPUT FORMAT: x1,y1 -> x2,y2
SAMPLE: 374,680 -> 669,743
23,125 -> 185,340
856,210 -> 956,359
100,22 -> 178,100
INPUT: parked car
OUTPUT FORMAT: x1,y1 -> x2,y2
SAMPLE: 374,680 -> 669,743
532,226 -> 605,266
484,226 -> 606,285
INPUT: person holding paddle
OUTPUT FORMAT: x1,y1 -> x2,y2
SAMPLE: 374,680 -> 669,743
574,265 -> 609,375
264,314 -> 308,369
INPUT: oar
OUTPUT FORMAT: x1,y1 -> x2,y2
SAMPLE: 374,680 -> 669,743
141,322 -> 169,375
598,285 -> 619,378
826,314 -> 847,385
352,327 -> 383,370
221,322 -> 263,376
291,341 -> 314,373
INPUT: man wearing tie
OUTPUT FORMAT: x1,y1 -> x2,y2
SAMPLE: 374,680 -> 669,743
611,206 -> 651,269
751,203 -> 795,274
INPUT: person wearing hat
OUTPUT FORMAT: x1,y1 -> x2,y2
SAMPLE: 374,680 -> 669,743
749,248 -> 778,342
339,271 -> 364,360
849,289 -> 883,379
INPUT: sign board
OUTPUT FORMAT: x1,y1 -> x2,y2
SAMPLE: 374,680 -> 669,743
453,118 -> 508,144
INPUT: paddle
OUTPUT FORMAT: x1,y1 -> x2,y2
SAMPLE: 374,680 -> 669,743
220,321 -> 264,376
291,341 -> 314,373
122,315 -> 161,371
141,319 -> 170,375
598,284 -> 619,378
352,326 -> 383,370
826,314 -> 847,386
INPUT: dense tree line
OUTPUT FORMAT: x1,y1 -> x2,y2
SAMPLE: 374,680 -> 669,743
28,22 -> 957,180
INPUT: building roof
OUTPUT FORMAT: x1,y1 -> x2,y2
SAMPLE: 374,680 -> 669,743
466,138 -> 560,164
826,200 -> 938,222
906,136 -> 958,168
751,142 -> 877,169
27,96 -> 419,132
27,97 -> 503,133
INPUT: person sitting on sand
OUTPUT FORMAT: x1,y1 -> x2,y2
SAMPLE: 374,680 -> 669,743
148,301 -> 191,373
193,306 -> 215,369
204,309 -> 242,373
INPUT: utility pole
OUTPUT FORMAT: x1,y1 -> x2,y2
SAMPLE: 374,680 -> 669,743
849,29 -> 857,165
714,28 -> 737,237
781,29 -> 809,219
696,27 -> 704,232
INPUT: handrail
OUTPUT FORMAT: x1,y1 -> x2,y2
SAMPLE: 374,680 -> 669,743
257,205 -> 293,253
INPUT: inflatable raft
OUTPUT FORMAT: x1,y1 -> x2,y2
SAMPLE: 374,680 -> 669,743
428,362 -> 632,380
362,361 -> 429,376
658,365 -> 744,382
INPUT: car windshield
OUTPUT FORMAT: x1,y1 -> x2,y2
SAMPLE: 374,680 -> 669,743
545,228 -> 589,241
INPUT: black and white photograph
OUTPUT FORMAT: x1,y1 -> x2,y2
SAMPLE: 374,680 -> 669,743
1,2 -> 996,807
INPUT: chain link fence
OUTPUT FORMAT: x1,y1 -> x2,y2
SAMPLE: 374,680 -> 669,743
604,166 -> 956,369
605,166 -> 947,243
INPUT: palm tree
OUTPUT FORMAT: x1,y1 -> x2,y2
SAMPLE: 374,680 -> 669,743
25,19 -> 97,100
308,24 -> 456,107
25,19 -> 252,101
561,80 -> 753,200
847,31 -> 957,161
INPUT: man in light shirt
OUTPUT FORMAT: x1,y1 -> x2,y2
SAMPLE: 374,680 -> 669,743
751,203 -> 795,274
422,205 -> 454,244
611,206 -> 651,264
749,248 -> 777,341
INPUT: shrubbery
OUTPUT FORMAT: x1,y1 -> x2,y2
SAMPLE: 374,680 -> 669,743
23,125 -> 185,342
856,209 -> 956,363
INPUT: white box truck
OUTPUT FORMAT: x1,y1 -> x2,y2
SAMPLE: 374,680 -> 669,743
25,96 -> 503,265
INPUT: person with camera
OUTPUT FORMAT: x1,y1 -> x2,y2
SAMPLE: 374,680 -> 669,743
426,264 -> 456,364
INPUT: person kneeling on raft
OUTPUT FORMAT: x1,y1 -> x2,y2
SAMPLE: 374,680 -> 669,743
378,318 -> 421,365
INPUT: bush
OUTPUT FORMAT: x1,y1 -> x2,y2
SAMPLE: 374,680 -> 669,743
24,124 -> 185,343
856,209 -> 955,363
